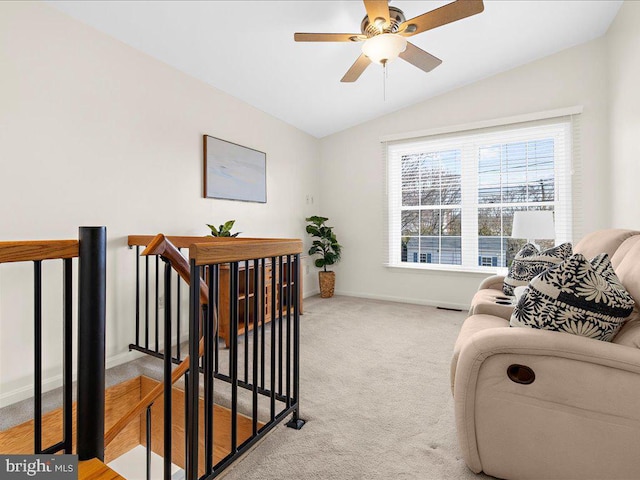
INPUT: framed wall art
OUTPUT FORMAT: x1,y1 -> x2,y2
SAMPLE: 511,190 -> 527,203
203,135 -> 267,203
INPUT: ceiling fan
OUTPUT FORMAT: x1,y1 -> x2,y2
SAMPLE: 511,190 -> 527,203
294,0 -> 484,82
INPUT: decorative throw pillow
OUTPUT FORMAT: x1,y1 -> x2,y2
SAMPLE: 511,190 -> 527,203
510,253 -> 635,341
503,242 -> 573,296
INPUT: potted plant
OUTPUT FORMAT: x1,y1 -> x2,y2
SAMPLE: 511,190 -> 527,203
305,215 -> 342,298
207,220 -> 241,237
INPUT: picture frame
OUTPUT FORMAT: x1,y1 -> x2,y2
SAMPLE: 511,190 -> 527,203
203,135 -> 267,203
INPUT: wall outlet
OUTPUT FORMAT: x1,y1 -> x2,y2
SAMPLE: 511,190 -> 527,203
158,295 -> 164,309
305,264 -> 310,275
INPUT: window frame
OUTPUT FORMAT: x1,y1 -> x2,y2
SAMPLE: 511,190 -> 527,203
387,121 -> 572,273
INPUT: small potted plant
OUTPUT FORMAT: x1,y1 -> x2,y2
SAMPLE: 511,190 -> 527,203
207,220 -> 241,237
305,216 -> 342,298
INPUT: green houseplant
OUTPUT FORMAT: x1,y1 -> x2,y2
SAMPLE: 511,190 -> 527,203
305,215 -> 342,298
207,220 -> 241,237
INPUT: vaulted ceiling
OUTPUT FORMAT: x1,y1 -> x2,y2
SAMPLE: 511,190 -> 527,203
50,1 -> 622,138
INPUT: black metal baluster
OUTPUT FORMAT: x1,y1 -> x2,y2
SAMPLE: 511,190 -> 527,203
146,405 -> 152,480
183,370 -> 189,473
63,258 -> 73,454
230,262 -> 239,453
270,257 -> 276,422
136,246 -> 140,347
34,260 -> 42,454
286,254 -> 305,430
286,255 -> 292,408
278,256 -> 284,395
205,264 -> 215,474
244,260 -> 249,384
186,259 -> 200,480
145,256 -> 150,349
163,259 -> 172,480
213,264 -> 219,375
176,248 -> 181,362
155,255 -> 159,352
252,259 -> 259,436
261,259 -> 266,390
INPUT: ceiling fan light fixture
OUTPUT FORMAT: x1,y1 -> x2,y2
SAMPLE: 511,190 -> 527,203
361,33 -> 407,65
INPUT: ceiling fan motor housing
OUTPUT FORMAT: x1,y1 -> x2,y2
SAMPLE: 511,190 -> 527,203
361,6 -> 406,37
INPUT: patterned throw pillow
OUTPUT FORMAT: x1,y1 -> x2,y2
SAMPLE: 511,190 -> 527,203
503,243 -> 573,296
510,253 -> 635,341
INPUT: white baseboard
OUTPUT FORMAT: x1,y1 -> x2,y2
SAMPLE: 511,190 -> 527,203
0,349 -> 146,408
303,288 -> 320,298
333,289 -> 470,311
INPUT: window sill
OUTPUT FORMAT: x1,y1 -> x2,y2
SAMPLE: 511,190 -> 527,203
385,263 -> 507,275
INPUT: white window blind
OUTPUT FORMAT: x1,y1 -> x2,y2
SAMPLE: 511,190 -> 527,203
384,115 -> 580,272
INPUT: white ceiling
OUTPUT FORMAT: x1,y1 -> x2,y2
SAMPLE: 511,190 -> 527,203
49,1 -> 622,138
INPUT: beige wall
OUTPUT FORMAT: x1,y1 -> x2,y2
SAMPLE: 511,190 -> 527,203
608,1 -> 640,227
0,2 -> 320,405
319,38 -> 610,308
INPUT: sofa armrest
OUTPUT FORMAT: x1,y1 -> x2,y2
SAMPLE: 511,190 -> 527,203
477,275 -> 505,291
454,327 -> 640,474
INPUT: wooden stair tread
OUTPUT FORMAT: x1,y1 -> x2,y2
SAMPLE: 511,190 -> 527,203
79,459 -> 124,480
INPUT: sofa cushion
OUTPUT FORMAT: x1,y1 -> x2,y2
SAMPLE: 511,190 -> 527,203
611,235 -> 640,270
574,229 -> 640,260
503,242 -> 572,296
612,237 -> 640,304
510,253 -> 635,341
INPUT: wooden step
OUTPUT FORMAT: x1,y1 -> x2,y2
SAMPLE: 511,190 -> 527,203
79,459 -> 125,480
1,375 -> 263,478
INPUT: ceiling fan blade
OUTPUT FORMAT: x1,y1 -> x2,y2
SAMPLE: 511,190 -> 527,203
399,0 -> 484,37
363,0 -> 391,29
294,33 -> 365,42
341,54 -> 372,83
399,42 -> 442,73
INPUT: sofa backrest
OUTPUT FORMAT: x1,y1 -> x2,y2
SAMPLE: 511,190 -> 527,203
607,233 -> 640,347
574,229 -> 640,260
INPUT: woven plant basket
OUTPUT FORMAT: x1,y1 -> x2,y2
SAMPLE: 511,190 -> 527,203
319,271 -> 335,298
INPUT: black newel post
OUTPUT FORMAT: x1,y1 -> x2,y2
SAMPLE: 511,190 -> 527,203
77,226 -> 107,461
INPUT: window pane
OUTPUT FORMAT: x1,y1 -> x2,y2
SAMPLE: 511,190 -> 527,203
402,237 -> 419,263
420,237 -> 439,264
420,157 -> 440,206
401,156 -> 419,206
401,210 -> 419,236
478,185 -> 501,204
441,236 -> 462,265
420,210 -> 440,236
478,207 -> 501,237
442,209 -> 461,236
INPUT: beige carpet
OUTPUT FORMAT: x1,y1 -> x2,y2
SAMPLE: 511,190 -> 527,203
221,295 -> 490,480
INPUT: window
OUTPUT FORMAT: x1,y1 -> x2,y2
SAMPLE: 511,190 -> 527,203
387,119 -> 574,271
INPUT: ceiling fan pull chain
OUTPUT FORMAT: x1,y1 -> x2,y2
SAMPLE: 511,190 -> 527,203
383,62 -> 387,101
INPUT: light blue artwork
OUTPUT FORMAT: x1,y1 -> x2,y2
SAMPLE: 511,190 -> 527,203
204,135 -> 266,203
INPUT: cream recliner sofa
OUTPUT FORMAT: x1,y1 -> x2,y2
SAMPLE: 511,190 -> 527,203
451,229 -> 640,480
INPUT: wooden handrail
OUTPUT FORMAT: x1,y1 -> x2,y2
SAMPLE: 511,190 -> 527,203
0,240 -> 78,263
190,239 -> 303,266
104,234 -> 212,447
141,234 -> 209,305
128,235 -> 283,249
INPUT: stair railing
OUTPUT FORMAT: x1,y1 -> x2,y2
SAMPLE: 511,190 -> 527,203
186,238 -> 305,480
0,227 -> 107,461
118,234 -> 305,480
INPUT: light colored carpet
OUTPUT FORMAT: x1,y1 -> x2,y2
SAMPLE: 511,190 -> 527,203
1,295 -> 492,480
221,295 -> 491,480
